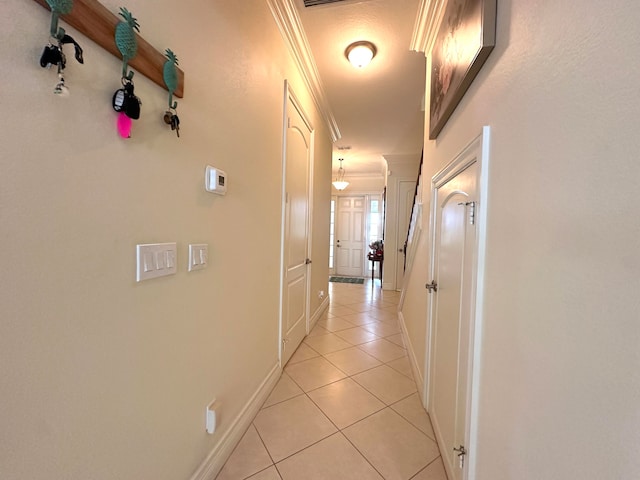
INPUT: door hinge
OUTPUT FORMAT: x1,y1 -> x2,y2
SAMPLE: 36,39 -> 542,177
453,445 -> 467,469
458,201 -> 476,225
425,281 -> 438,293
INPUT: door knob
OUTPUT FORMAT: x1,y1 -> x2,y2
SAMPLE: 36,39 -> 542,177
305,258 -> 312,265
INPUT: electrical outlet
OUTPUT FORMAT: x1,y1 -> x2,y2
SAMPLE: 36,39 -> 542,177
318,290 -> 325,299
206,399 -> 217,434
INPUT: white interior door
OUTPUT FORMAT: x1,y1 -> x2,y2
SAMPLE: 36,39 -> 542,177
280,85 -> 312,366
395,180 -> 416,290
336,196 -> 365,277
429,161 -> 478,480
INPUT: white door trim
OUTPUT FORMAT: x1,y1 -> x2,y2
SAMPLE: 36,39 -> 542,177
424,126 -> 490,480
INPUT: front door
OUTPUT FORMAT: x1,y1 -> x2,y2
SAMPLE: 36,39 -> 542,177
427,128 -> 487,480
335,196 -> 365,277
280,84 -> 312,366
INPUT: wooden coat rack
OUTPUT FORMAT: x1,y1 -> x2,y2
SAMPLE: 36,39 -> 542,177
33,0 -> 185,98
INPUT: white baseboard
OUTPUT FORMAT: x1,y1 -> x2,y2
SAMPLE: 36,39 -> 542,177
309,295 -> 329,332
397,311 -> 424,398
189,362 -> 281,480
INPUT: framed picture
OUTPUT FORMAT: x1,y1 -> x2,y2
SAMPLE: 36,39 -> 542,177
429,0 -> 497,139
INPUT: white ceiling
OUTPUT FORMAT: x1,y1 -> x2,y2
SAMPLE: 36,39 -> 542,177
293,0 -> 426,177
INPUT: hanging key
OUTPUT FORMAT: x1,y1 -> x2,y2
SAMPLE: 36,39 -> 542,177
171,113 -> 180,137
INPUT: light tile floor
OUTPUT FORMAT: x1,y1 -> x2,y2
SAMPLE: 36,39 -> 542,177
216,279 -> 448,480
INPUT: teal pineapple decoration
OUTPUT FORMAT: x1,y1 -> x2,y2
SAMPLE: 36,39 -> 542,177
115,7 -> 140,80
163,49 -> 179,110
46,0 -> 74,39
162,48 -> 181,137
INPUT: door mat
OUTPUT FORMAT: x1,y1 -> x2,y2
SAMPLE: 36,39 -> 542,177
329,276 -> 365,284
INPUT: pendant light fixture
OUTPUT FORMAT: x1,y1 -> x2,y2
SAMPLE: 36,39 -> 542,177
332,158 -> 349,191
345,41 -> 377,68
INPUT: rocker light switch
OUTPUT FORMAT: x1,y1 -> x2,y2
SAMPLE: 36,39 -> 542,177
136,243 -> 177,282
189,244 -> 208,272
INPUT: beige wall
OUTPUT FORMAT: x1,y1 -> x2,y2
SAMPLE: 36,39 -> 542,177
0,1 -> 331,479
401,0 -> 640,478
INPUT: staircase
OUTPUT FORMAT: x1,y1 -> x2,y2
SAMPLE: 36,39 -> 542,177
403,152 -> 424,274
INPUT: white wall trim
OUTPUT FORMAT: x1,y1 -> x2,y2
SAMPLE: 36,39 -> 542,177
397,311 -> 425,400
410,0 -> 447,54
309,294 -> 330,332
267,0 -> 341,141
189,362 -> 281,480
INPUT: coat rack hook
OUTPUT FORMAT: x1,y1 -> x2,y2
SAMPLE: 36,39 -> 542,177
46,0 -> 74,39
163,49 -> 179,110
115,7 -> 139,82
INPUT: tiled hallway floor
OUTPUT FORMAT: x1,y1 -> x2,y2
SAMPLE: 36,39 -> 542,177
216,280 -> 447,480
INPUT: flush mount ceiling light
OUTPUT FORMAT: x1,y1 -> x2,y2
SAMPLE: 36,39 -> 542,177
332,158 -> 349,191
345,41 -> 377,68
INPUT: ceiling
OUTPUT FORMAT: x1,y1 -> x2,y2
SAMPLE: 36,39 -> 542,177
293,0 -> 426,178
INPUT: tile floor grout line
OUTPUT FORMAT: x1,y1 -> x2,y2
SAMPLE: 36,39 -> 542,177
247,422 -> 278,477
388,398 -> 439,442
338,427 -> 388,480
260,391 -> 306,410
270,430 -> 343,469
408,455 -> 443,480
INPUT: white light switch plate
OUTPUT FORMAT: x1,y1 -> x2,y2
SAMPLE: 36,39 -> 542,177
136,243 -> 177,282
189,244 -> 208,272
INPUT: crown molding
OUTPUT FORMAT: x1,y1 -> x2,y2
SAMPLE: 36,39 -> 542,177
410,0 -> 447,54
268,0 -> 341,142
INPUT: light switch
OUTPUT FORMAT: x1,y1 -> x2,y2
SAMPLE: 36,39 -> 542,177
189,244 -> 208,272
136,243 -> 177,282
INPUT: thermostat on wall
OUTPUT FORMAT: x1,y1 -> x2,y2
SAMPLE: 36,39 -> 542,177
205,166 -> 227,195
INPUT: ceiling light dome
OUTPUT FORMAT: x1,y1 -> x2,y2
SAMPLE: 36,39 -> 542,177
345,41 -> 377,68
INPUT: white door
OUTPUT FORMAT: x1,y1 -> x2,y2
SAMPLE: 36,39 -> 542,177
427,129 -> 489,480
395,180 -> 416,290
280,85 -> 312,366
428,161 -> 478,480
336,196 -> 365,277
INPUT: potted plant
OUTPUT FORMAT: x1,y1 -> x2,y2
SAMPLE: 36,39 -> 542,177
369,240 -> 384,257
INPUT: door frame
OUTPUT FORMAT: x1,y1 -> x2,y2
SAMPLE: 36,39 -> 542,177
278,81 -> 314,366
424,126 -> 490,480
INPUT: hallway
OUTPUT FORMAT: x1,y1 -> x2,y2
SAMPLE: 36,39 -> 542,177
216,280 -> 447,480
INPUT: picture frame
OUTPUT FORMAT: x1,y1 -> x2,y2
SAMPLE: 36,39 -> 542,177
429,0 -> 497,139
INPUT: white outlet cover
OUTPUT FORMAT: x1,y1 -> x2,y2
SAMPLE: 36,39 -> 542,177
206,399 -> 217,434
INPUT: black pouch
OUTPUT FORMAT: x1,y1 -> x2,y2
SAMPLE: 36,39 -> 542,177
40,44 -> 63,68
